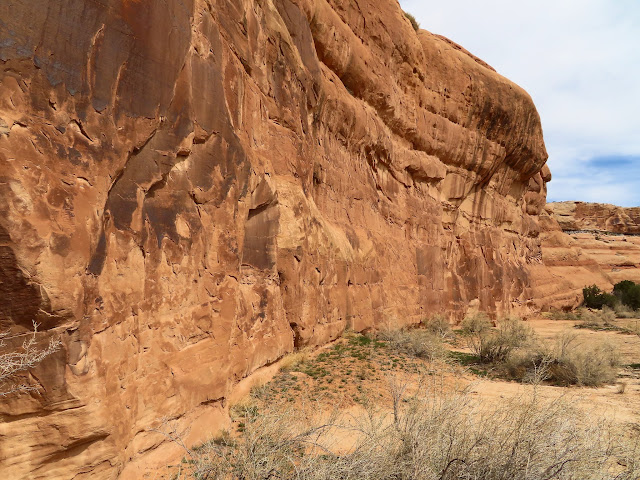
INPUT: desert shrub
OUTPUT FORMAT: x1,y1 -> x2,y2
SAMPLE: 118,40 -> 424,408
614,280 -> 636,297
614,302 -> 638,319
460,312 -> 492,354
180,384 -> 639,480
614,280 -> 640,310
549,309 -> 581,320
625,284 -> 640,310
552,338 -> 619,386
404,11 -> 420,31
505,332 -> 619,387
579,306 -> 617,328
583,284 -> 618,309
0,322 -> 61,396
463,315 -> 534,363
422,314 -> 452,339
377,328 -> 446,362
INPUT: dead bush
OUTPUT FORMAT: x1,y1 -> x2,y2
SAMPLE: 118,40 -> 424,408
614,302 -> 638,319
463,315 -> 534,363
0,321 -> 61,396
505,332 -> 620,387
377,328 -> 446,363
178,383 -> 639,479
422,314 -> 452,339
549,309 -> 581,320
580,306 -> 617,328
554,339 -> 619,386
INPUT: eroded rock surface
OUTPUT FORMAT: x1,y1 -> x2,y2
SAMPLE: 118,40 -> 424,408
0,0 -> 550,477
529,209 -> 614,310
544,202 -> 640,288
548,201 -> 640,235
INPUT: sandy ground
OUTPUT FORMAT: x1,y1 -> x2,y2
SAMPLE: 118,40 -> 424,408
232,316 -> 640,428
158,316 -> 640,477
463,317 -> 640,424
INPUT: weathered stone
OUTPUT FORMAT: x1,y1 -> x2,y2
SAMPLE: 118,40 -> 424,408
0,0 -> 553,477
541,202 -> 640,291
548,201 -> 640,235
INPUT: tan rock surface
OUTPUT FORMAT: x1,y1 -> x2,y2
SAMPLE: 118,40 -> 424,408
548,201 -> 640,234
544,202 -> 640,287
0,0 -> 553,477
529,209 -> 614,310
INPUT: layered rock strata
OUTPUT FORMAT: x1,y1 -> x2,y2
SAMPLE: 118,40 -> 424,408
0,0 -> 549,477
528,210 -> 614,310
545,202 -> 640,287
548,201 -> 640,235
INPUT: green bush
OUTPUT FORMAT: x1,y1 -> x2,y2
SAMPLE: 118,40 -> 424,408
613,280 -> 636,297
582,284 -> 617,309
613,280 -> 640,310
404,11 -> 420,32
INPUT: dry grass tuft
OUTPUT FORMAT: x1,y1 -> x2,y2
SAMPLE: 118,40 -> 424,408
279,349 -> 312,373
505,332 -> 620,387
403,11 -> 420,32
175,382 -> 640,479
377,328 -> 447,363
462,315 -> 534,363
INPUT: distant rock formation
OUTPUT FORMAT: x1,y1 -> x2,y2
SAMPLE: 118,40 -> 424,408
543,202 -> 640,288
0,0 -> 554,477
548,201 -> 640,235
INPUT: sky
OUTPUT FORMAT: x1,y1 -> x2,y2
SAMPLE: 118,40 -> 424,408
399,0 -> 640,207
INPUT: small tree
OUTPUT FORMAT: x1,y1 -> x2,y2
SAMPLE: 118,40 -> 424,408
582,285 -> 617,309
613,280 -> 640,310
0,321 -> 61,396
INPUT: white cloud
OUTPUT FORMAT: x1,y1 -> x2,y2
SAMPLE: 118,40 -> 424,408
400,0 -> 640,207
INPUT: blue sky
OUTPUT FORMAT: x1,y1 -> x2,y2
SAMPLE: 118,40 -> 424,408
399,0 -> 640,207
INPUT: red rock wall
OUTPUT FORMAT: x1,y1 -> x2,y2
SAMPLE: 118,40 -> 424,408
548,201 -> 640,235
542,202 -> 640,290
529,210 -> 614,311
0,0 -> 550,477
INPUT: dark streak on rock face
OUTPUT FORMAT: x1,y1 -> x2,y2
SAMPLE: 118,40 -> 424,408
243,203 -> 279,271
0,225 -> 42,330
87,228 -> 107,277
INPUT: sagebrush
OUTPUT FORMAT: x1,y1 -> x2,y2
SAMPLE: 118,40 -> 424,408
174,382 -> 639,479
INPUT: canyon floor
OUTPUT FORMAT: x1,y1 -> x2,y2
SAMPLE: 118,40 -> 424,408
154,314 -> 640,479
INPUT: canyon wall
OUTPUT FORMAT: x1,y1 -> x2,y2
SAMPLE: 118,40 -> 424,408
548,201 -> 640,235
0,0 -> 550,477
528,209 -> 614,310
544,202 -> 640,288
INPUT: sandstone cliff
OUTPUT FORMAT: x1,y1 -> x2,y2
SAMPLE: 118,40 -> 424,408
548,201 -> 640,235
528,209 -> 614,310
544,202 -> 640,288
0,0 -> 550,477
